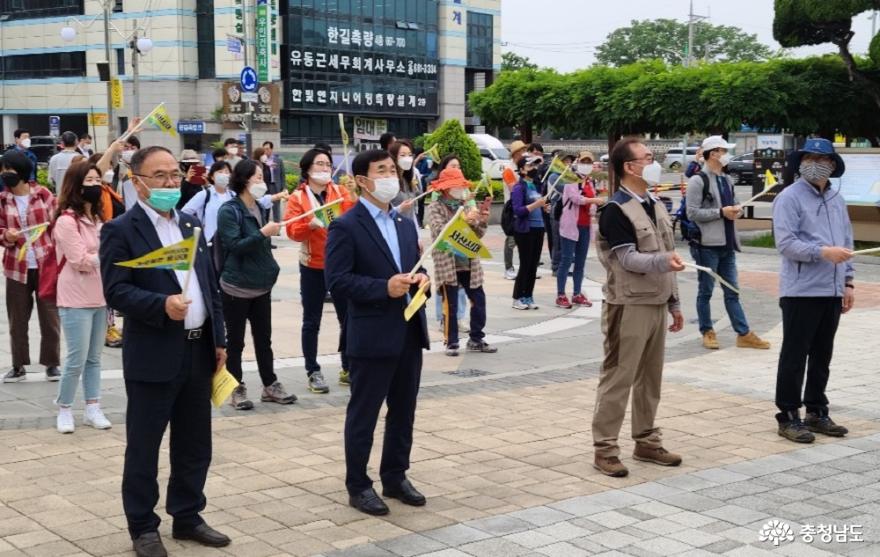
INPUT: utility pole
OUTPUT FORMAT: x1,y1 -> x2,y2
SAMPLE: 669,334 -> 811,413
681,0 -> 708,172
242,0 -> 254,157
872,10 -> 877,38
103,2 -> 116,140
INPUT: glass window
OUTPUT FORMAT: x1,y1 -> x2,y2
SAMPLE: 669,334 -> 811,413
116,48 -> 126,76
1,51 -> 86,79
196,0 -> 215,78
467,12 -> 493,69
2,0 -> 83,19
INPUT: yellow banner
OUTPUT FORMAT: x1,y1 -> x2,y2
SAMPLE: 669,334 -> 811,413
211,366 -> 239,407
115,236 -> 195,270
111,79 -> 124,109
436,212 -> 491,259
147,104 -> 177,137
89,113 -> 109,126
404,281 -> 430,321
17,223 -> 48,261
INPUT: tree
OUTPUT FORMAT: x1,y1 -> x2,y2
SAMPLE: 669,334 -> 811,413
501,51 -> 538,72
422,119 -> 483,181
596,19 -> 773,66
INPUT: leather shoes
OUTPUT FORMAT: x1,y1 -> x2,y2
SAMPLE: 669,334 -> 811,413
382,479 -> 426,506
349,487 -> 390,516
172,523 -> 231,547
132,532 -> 167,557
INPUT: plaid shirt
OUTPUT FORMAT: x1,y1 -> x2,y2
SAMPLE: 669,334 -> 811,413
427,200 -> 486,288
0,186 -> 56,283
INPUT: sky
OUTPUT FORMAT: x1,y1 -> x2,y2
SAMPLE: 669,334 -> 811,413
500,0 -> 878,72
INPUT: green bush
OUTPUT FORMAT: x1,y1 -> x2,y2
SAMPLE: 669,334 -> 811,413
36,167 -> 52,191
285,172 -> 301,192
422,120 -> 483,181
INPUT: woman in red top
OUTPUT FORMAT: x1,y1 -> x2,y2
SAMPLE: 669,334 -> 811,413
556,151 -> 605,309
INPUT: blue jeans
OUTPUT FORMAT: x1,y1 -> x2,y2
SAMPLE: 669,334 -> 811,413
557,227 -> 590,296
689,245 -> 749,335
56,306 -> 107,406
435,287 -> 467,322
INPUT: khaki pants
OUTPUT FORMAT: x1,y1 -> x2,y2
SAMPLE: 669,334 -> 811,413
592,303 -> 667,458
6,270 -> 60,368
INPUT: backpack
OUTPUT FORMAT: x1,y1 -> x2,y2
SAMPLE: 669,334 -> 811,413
676,172 -> 713,243
210,198 -> 242,278
500,199 -> 515,236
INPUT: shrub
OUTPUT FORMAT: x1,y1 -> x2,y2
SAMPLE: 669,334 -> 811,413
422,120 -> 482,181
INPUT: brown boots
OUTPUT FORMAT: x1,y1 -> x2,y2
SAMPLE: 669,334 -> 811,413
594,445 -> 682,477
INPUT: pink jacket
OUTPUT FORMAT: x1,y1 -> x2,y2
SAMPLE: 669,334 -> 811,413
53,212 -> 105,308
559,182 -> 592,242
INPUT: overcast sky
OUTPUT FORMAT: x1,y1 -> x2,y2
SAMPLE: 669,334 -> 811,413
500,0 -> 878,72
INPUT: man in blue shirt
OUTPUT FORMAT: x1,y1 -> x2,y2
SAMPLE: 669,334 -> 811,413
4,129 -> 38,182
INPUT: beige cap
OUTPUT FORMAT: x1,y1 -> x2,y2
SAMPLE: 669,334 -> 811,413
179,149 -> 200,162
508,140 -> 527,157
578,150 -> 595,163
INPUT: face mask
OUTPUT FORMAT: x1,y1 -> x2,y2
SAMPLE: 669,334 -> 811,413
1,172 -> 20,189
719,153 -> 732,167
227,147 -> 239,157
370,177 -> 400,204
81,185 -> 103,204
526,168 -> 540,181
577,164 -> 593,176
19,139 -> 31,149
310,171 -> 331,185
450,187 -> 469,200
213,173 -> 230,189
103,170 -> 115,184
398,156 -> 414,171
121,150 -> 134,163
147,188 -> 181,212
260,155 -> 269,164
425,159 -> 434,169
248,181 -> 268,198
799,160 -> 835,186
640,161 -> 663,186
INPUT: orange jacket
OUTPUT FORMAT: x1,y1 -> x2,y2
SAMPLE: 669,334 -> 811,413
99,185 -> 124,222
284,182 -> 356,270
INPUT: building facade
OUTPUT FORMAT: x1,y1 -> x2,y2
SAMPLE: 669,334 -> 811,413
0,0 -> 499,153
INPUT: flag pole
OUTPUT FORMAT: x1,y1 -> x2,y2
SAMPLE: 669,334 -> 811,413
118,102 -> 165,143
280,198 -> 343,226
180,226 -> 201,303
544,162 -> 576,200
408,206 -> 464,277
540,155 -> 558,184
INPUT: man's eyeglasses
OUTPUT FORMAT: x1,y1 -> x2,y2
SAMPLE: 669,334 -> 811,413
626,155 -> 655,163
134,172 -> 185,184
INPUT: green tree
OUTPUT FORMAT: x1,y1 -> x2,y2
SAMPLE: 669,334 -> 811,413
423,119 -> 483,180
596,19 -> 773,66
501,51 -> 538,72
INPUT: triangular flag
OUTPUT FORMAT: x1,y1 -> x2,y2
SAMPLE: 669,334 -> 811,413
115,235 -> 195,270
16,223 -> 48,261
764,169 -> 777,188
145,104 -> 177,137
435,211 -> 491,259
423,144 -> 441,161
404,281 -> 430,321
211,366 -> 239,408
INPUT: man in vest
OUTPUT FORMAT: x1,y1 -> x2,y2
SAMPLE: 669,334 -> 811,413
592,138 -> 685,478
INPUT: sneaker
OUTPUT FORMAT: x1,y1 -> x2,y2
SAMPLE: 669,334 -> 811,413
702,330 -> 720,350
466,340 -> 497,353
555,294 -> 572,309
736,331 -> 771,350
56,407 -> 74,434
45,366 -> 61,382
777,412 -> 815,443
261,381 -> 297,404
445,344 -> 460,357
3,366 -> 25,383
593,455 -> 628,477
308,371 -> 330,394
633,445 -> 682,467
526,297 -> 539,310
339,370 -> 351,387
230,384 -> 254,411
571,293 -> 592,307
805,412 -> 848,437
83,403 -> 112,429
504,268 -> 517,280
512,298 -> 529,310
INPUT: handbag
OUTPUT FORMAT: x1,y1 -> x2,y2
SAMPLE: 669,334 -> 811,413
37,212 -> 79,302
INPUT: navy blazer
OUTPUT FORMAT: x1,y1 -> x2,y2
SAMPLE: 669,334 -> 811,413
100,204 -> 225,382
325,200 -> 430,359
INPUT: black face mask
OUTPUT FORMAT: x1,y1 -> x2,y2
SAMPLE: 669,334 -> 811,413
81,185 -> 102,204
1,172 -> 20,190
527,168 -> 540,181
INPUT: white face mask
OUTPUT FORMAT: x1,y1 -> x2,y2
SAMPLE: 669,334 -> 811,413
213,173 -> 230,189
121,150 -> 134,163
103,170 -> 115,184
719,153 -> 732,167
248,181 -> 268,198
310,171 -> 331,185
19,138 -> 31,149
577,164 -> 593,176
398,156 -> 414,171
260,155 -> 269,163
425,159 -> 434,169
370,177 -> 400,204
450,187 -> 469,200
227,147 -> 239,157
640,161 -> 663,186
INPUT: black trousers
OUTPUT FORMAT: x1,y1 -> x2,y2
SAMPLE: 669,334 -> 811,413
543,212 -> 554,259
513,228 -> 545,300
775,297 -> 842,417
344,322 -> 423,494
122,333 -> 214,539
222,291 -> 277,387
301,265 -> 349,374
441,271 -> 487,347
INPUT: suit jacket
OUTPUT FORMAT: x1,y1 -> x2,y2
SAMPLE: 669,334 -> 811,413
325,201 -> 430,359
100,204 -> 225,382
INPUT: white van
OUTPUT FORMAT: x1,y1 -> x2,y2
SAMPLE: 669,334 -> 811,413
469,133 -> 510,179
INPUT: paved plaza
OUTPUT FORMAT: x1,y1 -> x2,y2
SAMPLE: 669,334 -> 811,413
0,216 -> 879,557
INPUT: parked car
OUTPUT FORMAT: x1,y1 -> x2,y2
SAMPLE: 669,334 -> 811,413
726,153 -> 755,185
661,146 -> 700,171
27,136 -> 60,164
469,133 -> 510,180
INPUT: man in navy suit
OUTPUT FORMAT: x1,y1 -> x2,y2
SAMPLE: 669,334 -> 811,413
325,149 -> 431,516
100,146 -> 230,557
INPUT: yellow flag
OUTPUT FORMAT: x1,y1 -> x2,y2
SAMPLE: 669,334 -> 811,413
17,223 -> 48,262
764,169 -> 777,188
211,366 -> 239,408
146,104 -> 177,137
436,212 -> 491,259
423,143 -> 441,161
549,157 -> 580,183
404,281 -> 430,321
339,113 -> 349,146
115,236 -> 195,270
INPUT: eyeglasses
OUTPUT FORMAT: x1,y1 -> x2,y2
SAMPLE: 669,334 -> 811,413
311,161 -> 332,168
626,154 -> 655,163
134,172 -> 185,184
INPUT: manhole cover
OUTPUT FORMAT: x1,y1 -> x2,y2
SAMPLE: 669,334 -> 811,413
444,368 -> 491,378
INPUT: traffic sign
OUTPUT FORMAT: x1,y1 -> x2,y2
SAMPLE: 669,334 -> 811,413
48,115 -> 60,137
241,92 -> 258,103
240,66 -> 258,92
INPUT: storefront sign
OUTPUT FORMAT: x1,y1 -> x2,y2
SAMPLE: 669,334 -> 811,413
256,0 -> 270,82
353,117 -> 388,141
222,82 -> 281,130
177,121 -> 206,135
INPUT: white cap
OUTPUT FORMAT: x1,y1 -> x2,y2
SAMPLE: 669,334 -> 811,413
701,135 -> 736,151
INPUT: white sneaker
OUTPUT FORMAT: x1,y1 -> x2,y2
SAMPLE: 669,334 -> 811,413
504,268 -> 517,280
57,408 -> 74,434
83,404 -> 112,430
512,298 -> 530,310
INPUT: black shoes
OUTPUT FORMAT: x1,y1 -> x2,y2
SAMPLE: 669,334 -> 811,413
172,523 -> 231,547
349,487 -> 390,516
45,366 -> 61,382
133,532 -> 167,557
2,366 -> 25,383
382,479 -> 427,507
805,412 -> 849,437
776,411 -> 815,443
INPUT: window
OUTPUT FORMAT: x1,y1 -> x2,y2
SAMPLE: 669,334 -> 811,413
0,51 -> 86,79
112,0 -> 123,13
196,0 -> 215,78
116,48 -> 126,76
466,12 -> 493,69
1,0 -> 83,19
